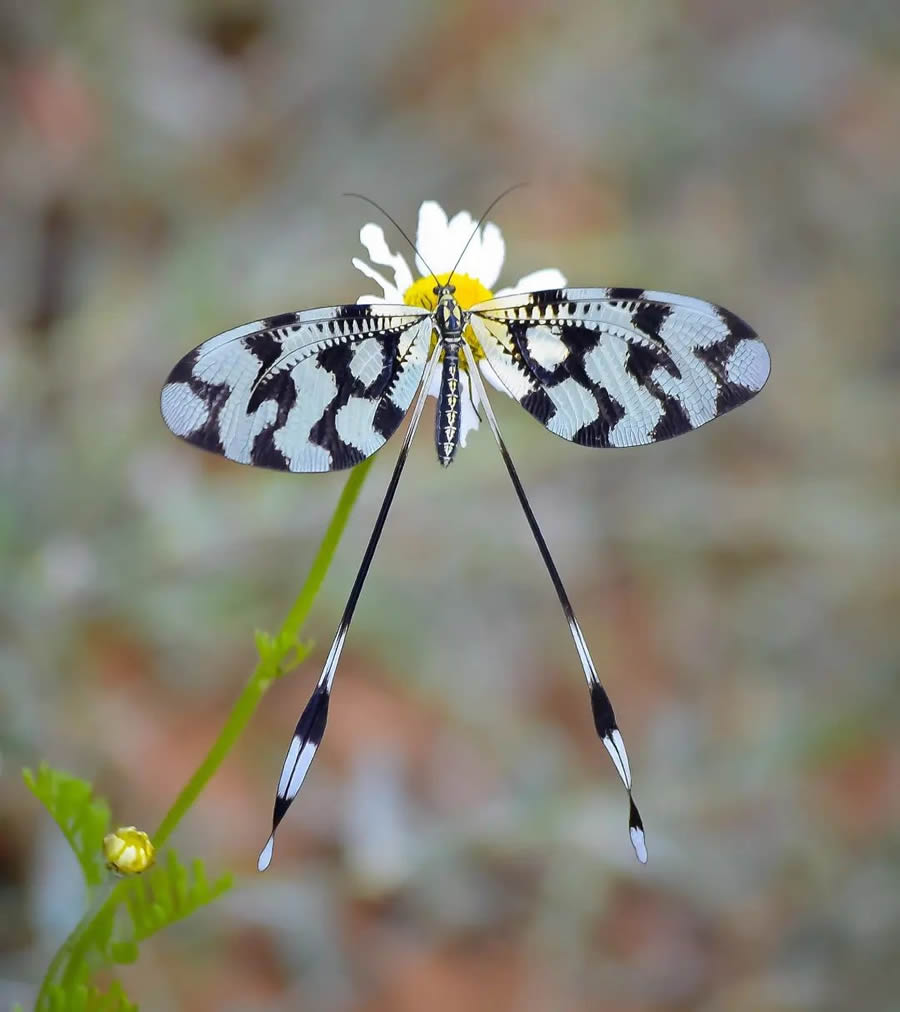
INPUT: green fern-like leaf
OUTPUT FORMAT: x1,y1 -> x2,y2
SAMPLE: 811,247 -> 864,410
42,967 -> 137,1011
87,979 -> 139,1012
119,849 -> 232,951
23,764 -> 111,888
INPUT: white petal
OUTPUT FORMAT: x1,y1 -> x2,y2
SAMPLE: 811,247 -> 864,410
473,222 -> 505,288
425,359 -> 443,400
479,357 -> 510,397
356,294 -> 389,305
447,212 -> 507,289
438,213 -> 505,289
494,267 -> 568,297
445,210 -> 477,275
358,224 -> 414,293
458,369 -> 481,447
415,201 -> 456,276
351,257 -> 403,302
412,202 -> 510,289
358,223 -> 391,263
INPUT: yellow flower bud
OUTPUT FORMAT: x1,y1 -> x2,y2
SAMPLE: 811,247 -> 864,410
103,826 -> 155,875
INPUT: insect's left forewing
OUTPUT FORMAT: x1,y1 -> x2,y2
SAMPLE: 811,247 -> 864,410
469,288 -> 770,448
161,304 -> 433,472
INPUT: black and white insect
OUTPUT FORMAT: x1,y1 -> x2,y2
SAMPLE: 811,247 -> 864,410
161,197 -> 770,871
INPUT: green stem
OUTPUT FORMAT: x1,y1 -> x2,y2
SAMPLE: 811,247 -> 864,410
279,456 -> 374,652
36,458 -> 374,1008
154,455 -> 373,849
40,878 -> 126,1006
151,666 -> 269,851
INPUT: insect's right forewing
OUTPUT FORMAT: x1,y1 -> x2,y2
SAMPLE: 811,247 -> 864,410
469,288 -> 769,448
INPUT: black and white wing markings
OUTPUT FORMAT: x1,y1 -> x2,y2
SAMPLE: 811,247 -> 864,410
468,287 -> 770,448
161,304 -> 434,472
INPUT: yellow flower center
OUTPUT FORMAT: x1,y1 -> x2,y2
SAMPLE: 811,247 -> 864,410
403,271 -> 493,311
404,272 -> 494,362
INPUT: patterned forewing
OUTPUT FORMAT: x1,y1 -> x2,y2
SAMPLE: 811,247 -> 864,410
161,305 -> 433,471
468,288 -> 770,448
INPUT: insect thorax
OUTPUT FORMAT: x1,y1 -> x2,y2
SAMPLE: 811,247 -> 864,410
434,289 -> 464,341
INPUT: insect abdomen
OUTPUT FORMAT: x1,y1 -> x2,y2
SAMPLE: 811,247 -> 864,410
435,345 -> 461,467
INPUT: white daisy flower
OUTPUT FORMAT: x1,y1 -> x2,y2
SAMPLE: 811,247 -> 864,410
353,200 -> 566,448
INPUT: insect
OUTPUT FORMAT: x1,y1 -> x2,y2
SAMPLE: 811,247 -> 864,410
160,195 -> 770,871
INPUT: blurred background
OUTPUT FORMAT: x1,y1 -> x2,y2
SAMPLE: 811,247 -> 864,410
2,1 -> 899,1009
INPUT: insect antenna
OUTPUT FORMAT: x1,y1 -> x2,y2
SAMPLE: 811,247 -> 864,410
343,192 -> 440,289
460,341 -> 647,865
446,182 -> 528,287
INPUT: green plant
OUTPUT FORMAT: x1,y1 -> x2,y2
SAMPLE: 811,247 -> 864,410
24,458 -> 375,1010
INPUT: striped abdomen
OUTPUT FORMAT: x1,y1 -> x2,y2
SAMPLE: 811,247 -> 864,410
435,345 -> 462,467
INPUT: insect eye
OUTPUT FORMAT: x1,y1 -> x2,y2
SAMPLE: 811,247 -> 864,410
432,286 -> 440,295
448,285 -> 456,293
